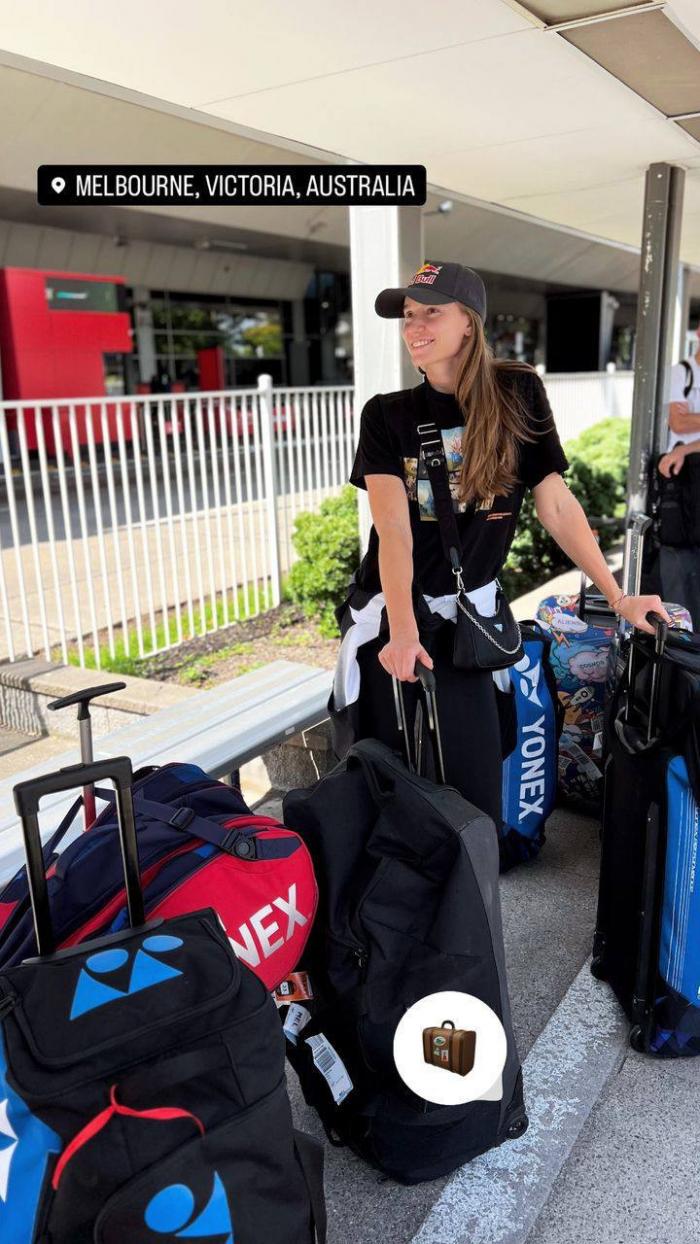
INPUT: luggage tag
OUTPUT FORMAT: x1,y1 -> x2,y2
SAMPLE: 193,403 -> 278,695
305,1033 -> 353,1104
282,1002 -> 312,1045
274,971 -> 314,1006
560,740 -> 601,780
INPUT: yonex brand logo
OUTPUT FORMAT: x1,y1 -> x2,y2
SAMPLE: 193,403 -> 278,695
227,883 -> 308,970
518,717 -> 547,823
145,1172 -> 233,1241
514,651 -> 543,708
69,934 -> 183,1021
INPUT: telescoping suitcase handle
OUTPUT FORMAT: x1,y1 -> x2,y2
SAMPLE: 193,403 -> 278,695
13,756 -> 145,957
392,659 -> 447,784
616,611 -> 669,751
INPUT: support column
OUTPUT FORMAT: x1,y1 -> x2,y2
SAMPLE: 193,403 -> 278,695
133,286 -> 156,384
288,298 -> 310,386
348,206 -> 424,550
625,163 -> 685,594
673,263 -> 691,363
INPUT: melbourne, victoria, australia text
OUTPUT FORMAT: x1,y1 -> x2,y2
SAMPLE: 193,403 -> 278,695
37,165 -> 427,206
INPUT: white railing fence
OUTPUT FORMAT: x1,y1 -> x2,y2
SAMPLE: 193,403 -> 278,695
544,369 -> 634,443
0,369 -> 630,669
0,378 -> 354,668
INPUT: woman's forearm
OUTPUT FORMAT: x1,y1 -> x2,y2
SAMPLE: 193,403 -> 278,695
378,528 -> 418,638
539,494 -> 621,604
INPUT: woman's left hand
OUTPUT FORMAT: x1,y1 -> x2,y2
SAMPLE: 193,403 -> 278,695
614,594 -> 673,635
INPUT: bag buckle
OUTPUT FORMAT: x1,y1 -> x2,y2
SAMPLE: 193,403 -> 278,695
221,829 -> 257,859
169,807 -> 195,830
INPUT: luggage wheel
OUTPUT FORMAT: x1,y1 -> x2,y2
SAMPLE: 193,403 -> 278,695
506,1114 -> 529,1140
629,1025 -> 646,1053
590,956 -> 607,981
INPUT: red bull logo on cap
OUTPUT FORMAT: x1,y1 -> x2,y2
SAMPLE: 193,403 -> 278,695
412,262 -> 442,286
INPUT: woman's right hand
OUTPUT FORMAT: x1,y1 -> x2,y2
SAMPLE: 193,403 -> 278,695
378,633 -> 434,682
658,447 -> 685,478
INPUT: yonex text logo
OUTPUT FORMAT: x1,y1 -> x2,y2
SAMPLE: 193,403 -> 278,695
227,884 -> 308,970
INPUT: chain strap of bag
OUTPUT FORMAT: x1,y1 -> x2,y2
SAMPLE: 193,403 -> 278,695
454,583 -> 522,656
412,385 -> 523,669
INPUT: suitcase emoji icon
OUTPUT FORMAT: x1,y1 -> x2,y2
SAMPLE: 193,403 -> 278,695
422,1020 -> 476,1076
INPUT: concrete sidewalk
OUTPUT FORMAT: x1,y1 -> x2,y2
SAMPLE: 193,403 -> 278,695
254,795 -> 608,1244
255,788 -> 692,1244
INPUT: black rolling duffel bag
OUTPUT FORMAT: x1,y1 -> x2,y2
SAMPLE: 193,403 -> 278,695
0,757 -> 326,1244
592,616 -> 700,1057
281,663 -> 528,1185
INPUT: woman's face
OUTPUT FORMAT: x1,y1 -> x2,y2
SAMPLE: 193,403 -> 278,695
401,296 -> 473,369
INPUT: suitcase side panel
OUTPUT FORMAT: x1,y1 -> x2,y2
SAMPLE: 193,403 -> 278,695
451,1030 -> 476,1076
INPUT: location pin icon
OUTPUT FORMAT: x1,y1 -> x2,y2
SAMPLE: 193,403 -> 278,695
51,177 -> 66,194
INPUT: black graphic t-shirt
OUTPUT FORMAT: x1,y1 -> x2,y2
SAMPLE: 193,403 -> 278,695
349,368 -> 569,596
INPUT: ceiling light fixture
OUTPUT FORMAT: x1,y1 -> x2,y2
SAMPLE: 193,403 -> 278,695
193,238 -> 249,252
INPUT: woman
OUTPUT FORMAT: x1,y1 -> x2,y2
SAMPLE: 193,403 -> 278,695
330,260 -> 672,823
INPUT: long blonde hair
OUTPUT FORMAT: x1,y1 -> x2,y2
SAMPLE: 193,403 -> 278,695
447,309 -> 536,506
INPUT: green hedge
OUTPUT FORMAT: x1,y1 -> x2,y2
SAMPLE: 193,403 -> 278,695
287,486 -> 361,637
289,417 -> 632,635
500,416 -> 630,598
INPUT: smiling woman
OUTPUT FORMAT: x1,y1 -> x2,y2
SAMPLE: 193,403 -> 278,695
327,259 -> 672,822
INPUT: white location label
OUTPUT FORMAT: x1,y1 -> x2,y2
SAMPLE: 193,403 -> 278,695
51,177 -> 66,194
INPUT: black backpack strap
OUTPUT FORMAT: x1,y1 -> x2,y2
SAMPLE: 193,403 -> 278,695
294,1131 -> 328,1243
411,385 -> 463,577
681,359 -> 693,399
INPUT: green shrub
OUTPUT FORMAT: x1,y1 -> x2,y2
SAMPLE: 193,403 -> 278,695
501,417 -> 630,598
288,486 -> 360,637
564,417 -> 630,512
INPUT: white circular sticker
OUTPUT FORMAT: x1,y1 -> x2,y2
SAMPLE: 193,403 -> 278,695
393,991 -> 507,1106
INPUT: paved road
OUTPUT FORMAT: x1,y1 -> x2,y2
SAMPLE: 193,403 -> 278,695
0,436 -> 351,546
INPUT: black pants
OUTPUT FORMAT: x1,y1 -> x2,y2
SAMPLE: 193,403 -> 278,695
356,620 -> 504,826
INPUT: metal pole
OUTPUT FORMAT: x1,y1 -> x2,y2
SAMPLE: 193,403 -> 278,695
625,163 -> 685,595
258,373 -> 283,607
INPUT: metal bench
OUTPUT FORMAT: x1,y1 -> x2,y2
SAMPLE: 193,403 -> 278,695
0,660 -> 332,884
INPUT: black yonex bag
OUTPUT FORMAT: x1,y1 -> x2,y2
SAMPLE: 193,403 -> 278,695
593,620 -> 700,1057
0,757 -> 325,1243
282,665 -> 528,1185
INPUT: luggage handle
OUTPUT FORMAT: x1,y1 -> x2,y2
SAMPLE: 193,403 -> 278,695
441,1019 -> 455,1029
48,682 -> 127,830
13,757 -> 144,956
392,660 -> 446,783
615,612 -> 669,752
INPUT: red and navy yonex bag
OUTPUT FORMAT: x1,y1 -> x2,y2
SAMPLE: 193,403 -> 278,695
0,761 -> 317,990
0,758 -> 326,1244
499,621 -> 563,871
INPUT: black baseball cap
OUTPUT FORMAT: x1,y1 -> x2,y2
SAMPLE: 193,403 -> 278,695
375,261 -> 487,321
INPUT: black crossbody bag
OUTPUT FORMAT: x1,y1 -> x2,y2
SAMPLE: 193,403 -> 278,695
413,388 -> 523,672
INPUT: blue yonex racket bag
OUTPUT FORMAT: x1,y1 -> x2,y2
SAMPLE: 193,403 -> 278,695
499,622 -> 563,871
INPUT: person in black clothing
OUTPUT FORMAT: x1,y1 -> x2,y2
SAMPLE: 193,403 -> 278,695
330,261 -> 671,821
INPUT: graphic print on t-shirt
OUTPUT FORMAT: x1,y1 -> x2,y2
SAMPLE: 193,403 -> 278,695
403,427 -> 494,521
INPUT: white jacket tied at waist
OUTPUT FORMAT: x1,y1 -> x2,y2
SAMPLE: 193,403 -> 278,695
332,579 -> 510,713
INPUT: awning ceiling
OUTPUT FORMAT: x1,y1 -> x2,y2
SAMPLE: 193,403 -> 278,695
0,0 -> 699,293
